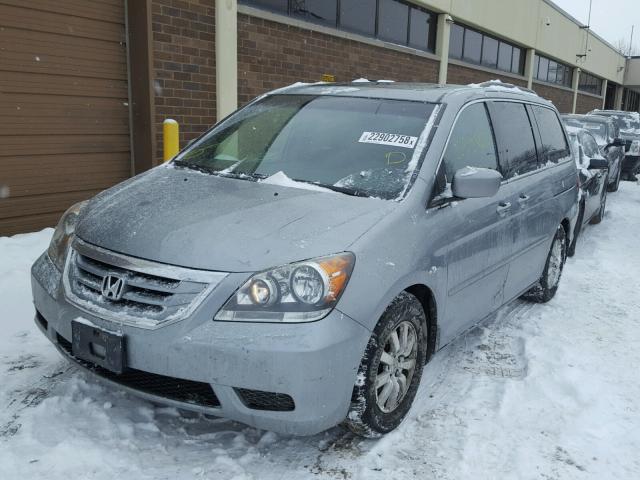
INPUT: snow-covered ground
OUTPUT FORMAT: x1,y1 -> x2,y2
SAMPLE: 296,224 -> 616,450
2,183 -> 640,480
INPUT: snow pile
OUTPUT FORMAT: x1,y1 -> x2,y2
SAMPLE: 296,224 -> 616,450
258,171 -> 333,193
468,79 -> 538,96
2,184 -> 640,479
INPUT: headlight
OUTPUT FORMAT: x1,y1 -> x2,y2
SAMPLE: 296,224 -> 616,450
215,252 -> 355,323
629,140 -> 640,156
47,201 -> 88,271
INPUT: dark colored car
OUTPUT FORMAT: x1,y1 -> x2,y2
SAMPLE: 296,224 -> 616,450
562,114 -> 625,191
564,125 -> 609,256
588,109 -> 640,180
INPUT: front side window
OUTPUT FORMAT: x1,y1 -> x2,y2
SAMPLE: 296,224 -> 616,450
176,95 -> 437,200
489,102 -> 538,177
442,103 -> 498,182
531,106 -> 570,163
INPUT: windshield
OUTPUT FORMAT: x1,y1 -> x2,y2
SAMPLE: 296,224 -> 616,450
174,94 -> 438,200
564,118 -> 607,144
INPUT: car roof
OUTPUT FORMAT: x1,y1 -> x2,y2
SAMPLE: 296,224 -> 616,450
563,113 -> 610,124
275,80 -> 554,108
590,109 -> 637,117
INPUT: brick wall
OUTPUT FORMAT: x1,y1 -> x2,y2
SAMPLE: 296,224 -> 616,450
532,82 -> 574,113
237,14 -> 439,106
151,0 -> 215,162
575,93 -> 603,114
447,63 -> 527,87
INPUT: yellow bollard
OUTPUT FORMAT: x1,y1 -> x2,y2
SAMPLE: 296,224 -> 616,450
163,119 -> 179,162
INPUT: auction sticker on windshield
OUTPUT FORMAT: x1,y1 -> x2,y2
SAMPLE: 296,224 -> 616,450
359,132 -> 418,149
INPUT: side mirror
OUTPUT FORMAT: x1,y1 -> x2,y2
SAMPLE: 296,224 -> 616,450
588,158 -> 608,170
451,167 -> 502,199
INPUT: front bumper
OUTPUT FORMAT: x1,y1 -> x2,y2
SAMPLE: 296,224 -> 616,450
31,252 -> 371,435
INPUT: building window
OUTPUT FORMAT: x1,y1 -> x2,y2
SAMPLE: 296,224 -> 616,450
247,0 -> 289,14
378,0 -> 409,45
533,54 -> 573,88
291,0 -> 337,27
409,7 -> 436,51
448,23 -> 525,75
340,0 -> 376,36
578,71 -> 603,96
240,0 -> 437,53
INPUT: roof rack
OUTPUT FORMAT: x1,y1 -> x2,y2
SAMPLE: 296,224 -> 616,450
468,80 -> 538,96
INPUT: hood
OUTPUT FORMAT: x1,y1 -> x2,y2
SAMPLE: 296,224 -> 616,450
76,166 -> 395,272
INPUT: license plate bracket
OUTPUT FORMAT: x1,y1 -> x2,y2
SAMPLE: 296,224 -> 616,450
71,320 -> 125,374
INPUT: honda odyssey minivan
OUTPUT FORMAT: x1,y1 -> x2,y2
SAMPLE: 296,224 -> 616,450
31,81 -> 577,437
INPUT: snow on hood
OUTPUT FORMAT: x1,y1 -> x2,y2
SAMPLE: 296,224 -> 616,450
258,171 -> 333,193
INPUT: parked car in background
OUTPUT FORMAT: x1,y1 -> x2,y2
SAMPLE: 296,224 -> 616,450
562,114 -> 624,191
563,125 -> 609,256
588,109 -> 640,180
31,82 -> 577,437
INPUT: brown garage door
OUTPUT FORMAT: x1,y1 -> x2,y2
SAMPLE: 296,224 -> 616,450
0,0 -> 131,236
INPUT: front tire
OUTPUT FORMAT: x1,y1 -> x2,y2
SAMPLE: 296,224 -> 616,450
345,292 -> 427,438
522,224 -> 567,303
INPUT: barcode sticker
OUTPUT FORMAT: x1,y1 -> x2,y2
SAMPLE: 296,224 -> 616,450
358,131 -> 418,149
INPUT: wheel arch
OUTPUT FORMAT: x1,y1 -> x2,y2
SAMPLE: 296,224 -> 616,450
405,284 -> 438,362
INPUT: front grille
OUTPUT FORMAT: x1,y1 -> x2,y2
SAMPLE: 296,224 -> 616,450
64,238 -> 227,329
56,333 -> 220,408
235,388 -> 295,412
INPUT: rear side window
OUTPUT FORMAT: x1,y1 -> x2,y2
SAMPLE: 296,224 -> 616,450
531,106 -> 570,163
489,102 -> 538,178
442,103 -> 498,181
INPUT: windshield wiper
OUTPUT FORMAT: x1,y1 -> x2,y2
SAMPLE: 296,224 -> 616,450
172,160 -> 218,175
172,161 -> 266,181
292,178 -> 372,198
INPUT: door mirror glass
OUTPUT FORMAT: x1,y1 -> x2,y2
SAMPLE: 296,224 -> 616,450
451,167 -> 502,198
588,158 -> 608,170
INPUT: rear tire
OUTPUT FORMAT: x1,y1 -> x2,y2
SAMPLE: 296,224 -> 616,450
345,292 -> 427,438
522,225 -> 567,303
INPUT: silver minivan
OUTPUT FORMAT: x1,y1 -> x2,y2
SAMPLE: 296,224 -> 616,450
31,82 -> 577,437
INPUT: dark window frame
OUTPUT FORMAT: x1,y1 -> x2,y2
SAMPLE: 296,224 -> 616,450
487,100 -> 541,178
448,22 -> 525,76
530,105 -> 571,164
578,71 -> 603,96
533,53 -> 573,88
239,0 -> 437,53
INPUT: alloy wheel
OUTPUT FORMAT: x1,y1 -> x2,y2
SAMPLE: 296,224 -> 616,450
375,320 -> 418,413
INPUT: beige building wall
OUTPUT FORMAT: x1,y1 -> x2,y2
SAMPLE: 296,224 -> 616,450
413,0 -> 626,84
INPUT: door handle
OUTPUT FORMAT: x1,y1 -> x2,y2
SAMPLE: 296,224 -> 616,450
497,202 -> 512,216
518,194 -> 530,204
